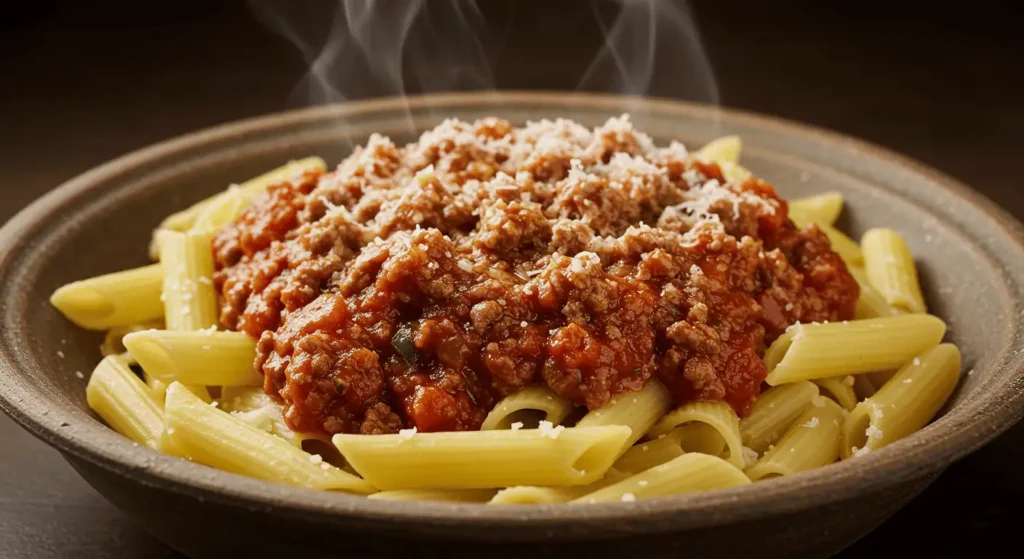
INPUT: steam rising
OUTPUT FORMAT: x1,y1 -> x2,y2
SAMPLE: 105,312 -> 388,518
250,0 -> 719,115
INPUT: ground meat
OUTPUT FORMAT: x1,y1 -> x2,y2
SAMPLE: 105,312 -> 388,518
213,115 -> 859,437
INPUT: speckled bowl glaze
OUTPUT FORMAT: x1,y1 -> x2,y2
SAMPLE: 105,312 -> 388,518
1,92 -> 1022,559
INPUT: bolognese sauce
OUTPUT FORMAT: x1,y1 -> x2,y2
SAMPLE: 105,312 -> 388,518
211,116 -> 858,437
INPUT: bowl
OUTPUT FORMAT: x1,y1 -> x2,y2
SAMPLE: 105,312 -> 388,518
1,92 -> 1022,559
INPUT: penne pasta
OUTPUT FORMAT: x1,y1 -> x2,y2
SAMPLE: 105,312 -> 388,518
611,423 -> 725,475
746,397 -> 844,480
570,453 -> 751,504
739,380 -> 820,453
849,266 -> 902,319
480,385 -> 574,430
369,489 -> 498,503
332,425 -> 631,490
145,372 -> 169,407
862,228 -> 927,314
50,264 -> 164,330
123,329 -> 261,386
575,379 -> 673,453
789,211 -> 864,266
647,401 -> 745,469
189,186 -> 253,235
159,230 -> 218,331
164,382 -> 373,492
100,320 -> 164,358
788,192 -> 843,226
155,156 -> 327,234
695,135 -> 742,163
488,469 -> 629,505
841,344 -> 960,459
764,314 -> 946,385
814,376 -> 858,411
85,355 -> 165,450
852,374 -> 878,400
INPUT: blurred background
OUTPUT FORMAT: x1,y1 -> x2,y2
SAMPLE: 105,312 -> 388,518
1,1 -> 1021,557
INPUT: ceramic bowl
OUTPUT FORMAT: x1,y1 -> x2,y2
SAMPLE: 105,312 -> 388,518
1,92 -> 1022,559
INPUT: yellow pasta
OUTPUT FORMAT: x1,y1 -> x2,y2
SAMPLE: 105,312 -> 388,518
647,401 -> 744,469
156,156 -> 327,234
85,355 -> 164,450
369,489 -> 498,503
695,135 -> 742,163
862,228 -> 927,314
849,266 -> 902,319
332,425 -> 631,490
575,379 -> 672,452
841,344 -> 960,459
788,192 -> 843,226
145,372 -> 169,407
612,423 -> 725,475
50,264 -> 164,330
571,453 -> 751,504
814,376 -> 858,411
746,397 -> 844,480
159,230 -> 218,331
163,382 -> 373,492
764,314 -> 946,385
739,380 -> 820,453
488,469 -> 629,505
480,385 -> 573,430
123,329 -> 260,386
100,320 -> 164,358
189,186 -> 253,235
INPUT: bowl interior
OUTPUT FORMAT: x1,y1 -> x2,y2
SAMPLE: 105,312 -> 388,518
1,92 -> 1022,530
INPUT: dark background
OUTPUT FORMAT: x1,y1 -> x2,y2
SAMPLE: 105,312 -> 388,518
1,1 -> 1022,557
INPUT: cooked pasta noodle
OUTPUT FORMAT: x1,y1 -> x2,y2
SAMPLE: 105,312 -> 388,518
648,401 -> 745,469
576,379 -> 673,453
480,385 -> 574,430
788,192 -> 843,226
50,264 -> 164,330
123,329 -> 261,386
746,398 -> 844,480
814,377 -> 859,411
571,453 -> 750,504
862,228 -> 927,314
86,355 -> 164,450
739,381 -> 819,453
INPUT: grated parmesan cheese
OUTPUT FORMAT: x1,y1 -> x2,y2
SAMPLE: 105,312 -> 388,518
510,422 -> 524,431
802,417 -> 820,428
398,427 -> 418,440
620,493 -> 636,502
538,420 -> 564,439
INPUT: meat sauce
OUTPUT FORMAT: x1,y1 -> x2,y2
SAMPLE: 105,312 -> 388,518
212,116 -> 858,437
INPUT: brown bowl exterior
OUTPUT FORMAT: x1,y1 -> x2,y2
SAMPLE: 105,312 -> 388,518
1,92 -> 1022,559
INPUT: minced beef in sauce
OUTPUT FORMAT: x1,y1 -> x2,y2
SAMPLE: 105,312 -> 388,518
212,116 -> 858,437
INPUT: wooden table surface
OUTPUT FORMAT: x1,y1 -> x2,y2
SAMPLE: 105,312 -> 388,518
1,2 -> 1021,557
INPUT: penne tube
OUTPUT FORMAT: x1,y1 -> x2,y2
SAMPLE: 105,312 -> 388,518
369,489 -> 498,503
788,207 -> 863,266
570,453 -> 751,504
695,135 -> 742,164
862,228 -> 927,313
488,469 -> 629,505
189,186 -> 253,235
100,319 -> 164,357
86,355 -> 164,450
612,423 -> 725,475
575,379 -> 673,453
332,425 -> 631,490
719,161 -> 752,182
123,329 -> 261,386
163,382 -> 373,492
480,385 -> 574,430
160,230 -> 219,331
850,266 -> 902,319
739,381 -> 820,453
145,372 -> 169,407
50,264 -> 164,330
764,314 -> 946,385
788,192 -> 843,226
647,401 -> 744,469
814,376 -> 858,411
746,397 -> 844,480
852,374 -> 877,400
156,156 -> 328,234
841,344 -> 960,459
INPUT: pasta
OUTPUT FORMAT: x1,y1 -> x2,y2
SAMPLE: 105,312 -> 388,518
738,381 -> 820,453
332,426 -> 631,490
647,401 -> 745,470
764,314 -> 947,385
480,385 -> 574,430
50,126 -> 965,505
164,382 -> 373,492
50,264 -> 164,330
746,397 -> 844,480
861,228 -> 928,314
841,344 -> 961,458
571,453 -> 751,504
122,329 -> 261,386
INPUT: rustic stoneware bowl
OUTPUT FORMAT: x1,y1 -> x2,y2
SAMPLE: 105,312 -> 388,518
1,92 -> 1022,559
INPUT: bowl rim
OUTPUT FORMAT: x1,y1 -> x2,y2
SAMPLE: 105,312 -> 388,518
1,90 -> 1022,535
